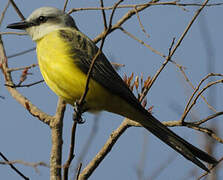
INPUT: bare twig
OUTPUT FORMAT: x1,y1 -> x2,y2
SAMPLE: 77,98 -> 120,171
193,112 -> 223,126
0,152 -> 29,180
75,163 -> 82,180
181,78 -> 223,122
0,160 -> 49,173
63,0 -> 69,12
119,27 -> 165,58
167,0 -> 210,56
5,80 -> 44,88
68,2 -> 223,13
9,0 -> 25,20
7,64 -> 38,72
182,73 -> 223,120
0,32 -> 27,36
63,120 -> 78,180
74,115 -> 100,172
139,38 -> 175,102
100,0 -> 107,29
111,62 -> 125,68
7,47 -> 35,59
0,0 -> 10,26
134,7 -> 150,38
185,123 -> 223,144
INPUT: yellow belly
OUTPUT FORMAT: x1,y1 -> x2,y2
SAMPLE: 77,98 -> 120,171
36,30 -> 113,111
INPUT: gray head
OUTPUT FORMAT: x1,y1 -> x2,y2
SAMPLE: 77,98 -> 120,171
7,7 -> 78,41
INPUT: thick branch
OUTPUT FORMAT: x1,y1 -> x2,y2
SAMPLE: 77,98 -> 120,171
50,98 -> 66,180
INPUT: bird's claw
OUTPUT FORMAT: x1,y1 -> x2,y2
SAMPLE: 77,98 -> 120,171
73,101 -> 85,124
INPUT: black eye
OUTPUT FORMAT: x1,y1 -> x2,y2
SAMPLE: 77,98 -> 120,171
38,16 -> 47,23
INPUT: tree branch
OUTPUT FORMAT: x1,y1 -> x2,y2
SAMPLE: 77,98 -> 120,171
50,98 -> 66,180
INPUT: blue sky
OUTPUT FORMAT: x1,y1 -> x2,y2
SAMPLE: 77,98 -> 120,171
1,0 -> 223,179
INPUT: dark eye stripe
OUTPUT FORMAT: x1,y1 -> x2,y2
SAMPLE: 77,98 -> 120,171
35,16 -> 48,25
39,16 -> 46,22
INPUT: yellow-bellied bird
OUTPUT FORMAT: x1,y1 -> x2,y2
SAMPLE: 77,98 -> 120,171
7,7 -> 217,171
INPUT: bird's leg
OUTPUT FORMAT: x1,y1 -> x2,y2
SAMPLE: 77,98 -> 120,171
73,101 -> 85,124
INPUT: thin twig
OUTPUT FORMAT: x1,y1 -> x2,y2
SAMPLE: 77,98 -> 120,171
111,62 -> 125,68
9,0 -> 25,20
68,2 -> 223,13
63,0 -> 69,12
0,0 -> 10,27
182,73 -> 223,120
0,160 -> 49,173
185,123 -> 223,144
75,115 -> 100,172
0,32 -> 27,36
119,27 -> 165,58
5,80 -> 44,88
7,64 -> 38,72
7,47 -> 35,59
75,163 -> 82,180
134,7 -> 150,38
181,78 -> 223,122
0,152 -> 29,180
168,0 -> 210,58
100,0 -> 107,29
63,120 -> 78,180
194,112 -> 223,126
139,38 -> 175,102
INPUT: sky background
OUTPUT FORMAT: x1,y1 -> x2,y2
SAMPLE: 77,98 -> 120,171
1,0 -> 223,179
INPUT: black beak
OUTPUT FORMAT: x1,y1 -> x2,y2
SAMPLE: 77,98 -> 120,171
7,21 -> 32,30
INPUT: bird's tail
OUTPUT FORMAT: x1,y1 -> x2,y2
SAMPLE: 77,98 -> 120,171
105,93 -> 217,172
138,112 -> 217,172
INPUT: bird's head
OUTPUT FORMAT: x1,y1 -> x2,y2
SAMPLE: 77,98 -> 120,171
7,7 -> 78,41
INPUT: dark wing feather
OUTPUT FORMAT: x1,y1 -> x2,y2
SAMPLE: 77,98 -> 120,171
60,29 -> 144,111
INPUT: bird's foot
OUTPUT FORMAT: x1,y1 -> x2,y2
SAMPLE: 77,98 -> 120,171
73,101 -> 85,124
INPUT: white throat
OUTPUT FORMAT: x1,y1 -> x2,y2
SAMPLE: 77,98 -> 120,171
27,23 -> 66,41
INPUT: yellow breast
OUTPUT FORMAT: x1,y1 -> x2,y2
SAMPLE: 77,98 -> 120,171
36,29 -> 112,110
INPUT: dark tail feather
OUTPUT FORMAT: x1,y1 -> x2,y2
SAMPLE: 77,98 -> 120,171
142,114 -> 218,172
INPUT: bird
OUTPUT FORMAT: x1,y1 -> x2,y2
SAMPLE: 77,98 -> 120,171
7,6 -> 217,172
